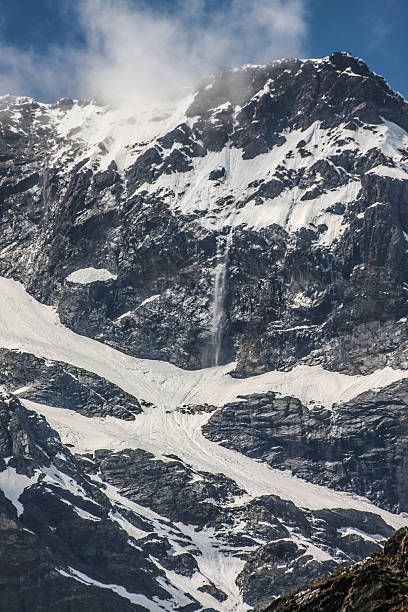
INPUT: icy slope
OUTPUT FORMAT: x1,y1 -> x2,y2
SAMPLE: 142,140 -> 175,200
4,54 -> 408,246
0,274 -> 404,529
46,95 -> 194,174
139,118 -> 408,241
23,398 -> 407,529
0,276 -> 405,410
40,93 -> 408,245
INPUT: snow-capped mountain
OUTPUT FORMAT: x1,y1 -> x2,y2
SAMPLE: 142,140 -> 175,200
1,51 -> 408,610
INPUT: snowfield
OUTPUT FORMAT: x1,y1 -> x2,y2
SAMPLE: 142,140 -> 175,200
22,397 -> 408,530
0,276 -> 405,411
0,275 -> 405,530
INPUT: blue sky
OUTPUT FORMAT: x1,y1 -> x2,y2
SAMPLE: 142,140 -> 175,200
307,0 -> 408,98
0,0 -> 407,102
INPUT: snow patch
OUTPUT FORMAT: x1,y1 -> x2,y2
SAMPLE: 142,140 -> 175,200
66,267 -> 117,284
0,467 -> 38,516
338,527 -> 386,543
139,294 -> 160,307
367,165 -> 408,179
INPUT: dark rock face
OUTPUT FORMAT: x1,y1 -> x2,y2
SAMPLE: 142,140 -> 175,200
267,527 -> 408,612
203,379 -> 408,512
234,497 -> 393,608
187,53 -> 408,149
237,540 -> 336,611
0,504 -> 141,612
94,447 -> 244,525
0,389 -> 173,611
0,349 -> 142,419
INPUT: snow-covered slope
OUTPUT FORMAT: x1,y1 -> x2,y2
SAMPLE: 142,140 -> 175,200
0,272 -> 405,520
23,397 -> 407,527
0,273 -> 406,610
2,52 -> 408,610
0,276 -> 405,410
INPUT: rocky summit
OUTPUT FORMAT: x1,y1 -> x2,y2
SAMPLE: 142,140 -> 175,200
0,51 -> 408,610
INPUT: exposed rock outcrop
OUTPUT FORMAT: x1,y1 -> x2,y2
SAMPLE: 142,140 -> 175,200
266,526 -> 408,612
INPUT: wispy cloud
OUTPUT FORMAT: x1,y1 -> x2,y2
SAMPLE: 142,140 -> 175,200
0,0 -> 308,104
366,0 -> 397,52
367,18 -> 394,52
0,43 -> 78,101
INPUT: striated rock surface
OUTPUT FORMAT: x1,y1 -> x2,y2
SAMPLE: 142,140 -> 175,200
203,379 -> 408,512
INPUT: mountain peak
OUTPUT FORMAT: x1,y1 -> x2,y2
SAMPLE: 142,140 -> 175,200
188,52 -> 404,123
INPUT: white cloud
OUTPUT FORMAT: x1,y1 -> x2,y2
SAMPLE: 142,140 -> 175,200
0,42 -> 79,102
0,0 -> 308,104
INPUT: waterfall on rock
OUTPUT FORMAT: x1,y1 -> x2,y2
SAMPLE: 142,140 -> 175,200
211,232 -> 232,366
